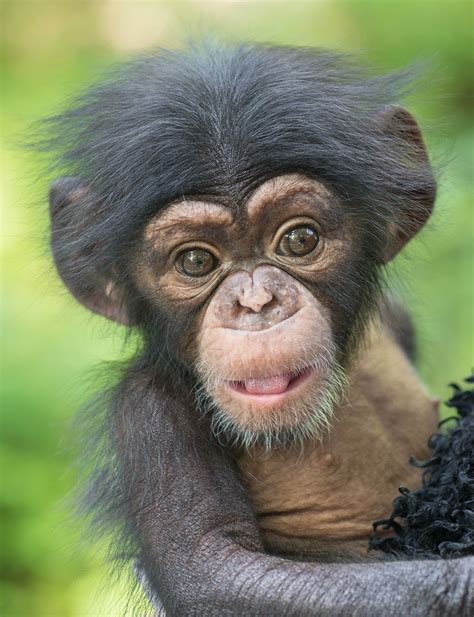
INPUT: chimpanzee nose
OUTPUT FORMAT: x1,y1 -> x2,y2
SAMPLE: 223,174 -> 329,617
211,265 -> 302,331
238,280 -> 273,313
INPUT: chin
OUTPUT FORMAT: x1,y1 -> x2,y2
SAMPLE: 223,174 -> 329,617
197,363 -> 348,449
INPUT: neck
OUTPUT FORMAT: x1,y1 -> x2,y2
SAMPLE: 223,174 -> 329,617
235,322 -> 439,558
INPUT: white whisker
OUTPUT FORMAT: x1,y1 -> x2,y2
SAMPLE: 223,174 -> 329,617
194,341 -> 349,451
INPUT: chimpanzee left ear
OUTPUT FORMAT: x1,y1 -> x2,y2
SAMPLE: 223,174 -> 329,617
49,176 -> 133,325
378,106 -> 437,262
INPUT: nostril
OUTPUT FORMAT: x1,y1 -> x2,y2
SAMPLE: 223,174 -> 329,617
264,296 -> 278,311
238,298 -> 278,318
228,302 -> 300,332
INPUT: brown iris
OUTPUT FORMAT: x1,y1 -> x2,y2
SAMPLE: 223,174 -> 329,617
178,248 -> 216,277
277,225 -> 319,256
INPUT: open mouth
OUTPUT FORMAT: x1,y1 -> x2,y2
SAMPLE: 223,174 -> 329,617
227,368 -> 314,397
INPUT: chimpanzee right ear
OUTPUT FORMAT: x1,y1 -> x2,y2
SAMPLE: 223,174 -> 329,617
49,177 -> 132,325
376,106 -> 437,262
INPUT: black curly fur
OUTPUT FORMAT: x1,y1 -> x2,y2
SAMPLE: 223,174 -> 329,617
370,375 -> 474,558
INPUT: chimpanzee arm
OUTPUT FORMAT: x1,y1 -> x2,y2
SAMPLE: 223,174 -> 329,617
116,372 -> 473,617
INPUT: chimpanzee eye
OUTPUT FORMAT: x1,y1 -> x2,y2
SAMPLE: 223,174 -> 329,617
178,248 -> 216,277
277,225 -> 319,256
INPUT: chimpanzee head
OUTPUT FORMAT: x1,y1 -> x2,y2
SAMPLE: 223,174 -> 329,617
45,42 -> 435,447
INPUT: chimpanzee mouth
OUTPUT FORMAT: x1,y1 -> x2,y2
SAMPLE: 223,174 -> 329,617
226,367 -> 315,398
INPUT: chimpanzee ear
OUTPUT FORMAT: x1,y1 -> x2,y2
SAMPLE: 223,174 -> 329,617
378,106 -> 437,262
49,177 -> 132,325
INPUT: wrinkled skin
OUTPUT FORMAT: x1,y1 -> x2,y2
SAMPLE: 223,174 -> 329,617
120,372 -> 473,617
236,325 -> 442,558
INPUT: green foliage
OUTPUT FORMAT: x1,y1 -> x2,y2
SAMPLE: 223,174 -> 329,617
1,1 -> 472,614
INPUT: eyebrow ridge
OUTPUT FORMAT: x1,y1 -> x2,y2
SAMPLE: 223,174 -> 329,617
146,201 -> 234,238
246,174 -> 331,221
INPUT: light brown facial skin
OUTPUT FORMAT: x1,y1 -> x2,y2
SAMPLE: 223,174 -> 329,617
135,174 -> 353,443
197,265 -> 337,436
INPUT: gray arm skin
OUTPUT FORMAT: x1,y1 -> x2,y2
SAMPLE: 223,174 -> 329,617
117,374 -> 473,617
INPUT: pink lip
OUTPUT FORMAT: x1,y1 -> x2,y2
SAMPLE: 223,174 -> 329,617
226,368 -> 314,399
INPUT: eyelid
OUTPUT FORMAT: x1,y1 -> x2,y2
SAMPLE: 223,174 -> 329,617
270,216 -> 321,251
169,240 -> 220,262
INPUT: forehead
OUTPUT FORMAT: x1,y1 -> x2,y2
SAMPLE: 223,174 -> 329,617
145,173 -> 332,235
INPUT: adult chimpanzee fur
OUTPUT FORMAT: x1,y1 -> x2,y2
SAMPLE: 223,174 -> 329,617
37,41 -> 474,616
371,377 -> 474,558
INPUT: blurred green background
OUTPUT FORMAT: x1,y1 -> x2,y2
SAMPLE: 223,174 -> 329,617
1,1 -> 473,615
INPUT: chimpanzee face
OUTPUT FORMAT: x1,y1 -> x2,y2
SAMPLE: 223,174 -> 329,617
46,41 -> 436,448
132,174 -> 357,446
